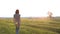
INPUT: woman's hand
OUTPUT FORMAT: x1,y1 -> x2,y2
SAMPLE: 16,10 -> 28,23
15,23 -> 19,28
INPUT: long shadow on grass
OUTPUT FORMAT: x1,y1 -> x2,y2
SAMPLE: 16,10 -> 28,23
25,24 -> 60,34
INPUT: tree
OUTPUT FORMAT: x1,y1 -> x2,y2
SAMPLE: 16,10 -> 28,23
47,11 -> 53,18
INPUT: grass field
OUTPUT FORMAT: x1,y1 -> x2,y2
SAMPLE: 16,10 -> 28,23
0,17 -> 60,34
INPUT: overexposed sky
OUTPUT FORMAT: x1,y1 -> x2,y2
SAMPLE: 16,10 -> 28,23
0,0 -> 60,17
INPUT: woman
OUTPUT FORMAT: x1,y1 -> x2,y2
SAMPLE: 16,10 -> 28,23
14,9 -> 20,34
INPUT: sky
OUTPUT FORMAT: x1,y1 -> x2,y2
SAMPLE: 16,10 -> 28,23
0,0 -> 60,17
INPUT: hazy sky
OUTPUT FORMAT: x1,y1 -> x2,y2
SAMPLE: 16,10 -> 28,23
0,0 -> 60,17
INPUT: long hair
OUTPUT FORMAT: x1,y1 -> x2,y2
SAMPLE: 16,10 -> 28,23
15,9 -> 19,14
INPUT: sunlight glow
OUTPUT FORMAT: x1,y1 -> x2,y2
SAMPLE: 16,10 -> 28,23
0,0 -> 60,17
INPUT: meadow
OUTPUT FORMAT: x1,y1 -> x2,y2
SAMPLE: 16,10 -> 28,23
0,17 -> 60,34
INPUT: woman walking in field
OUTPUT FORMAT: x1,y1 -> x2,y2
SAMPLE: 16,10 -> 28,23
14,9 -> 20,34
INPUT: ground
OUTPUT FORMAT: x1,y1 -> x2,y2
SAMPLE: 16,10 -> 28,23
0,17 -> 60,34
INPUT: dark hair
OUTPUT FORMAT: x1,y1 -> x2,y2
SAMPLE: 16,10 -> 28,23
15,9 -> 19,14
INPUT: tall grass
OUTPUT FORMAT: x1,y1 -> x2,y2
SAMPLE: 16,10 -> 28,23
0,18 -> 60,34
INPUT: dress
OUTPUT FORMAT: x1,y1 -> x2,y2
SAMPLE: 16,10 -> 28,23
14,14 -> 20,24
